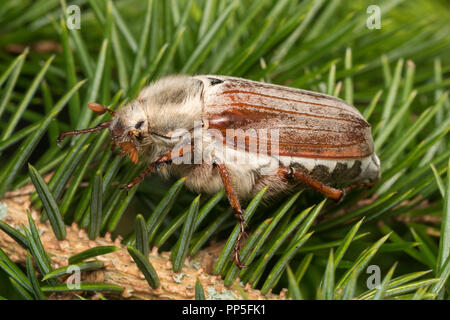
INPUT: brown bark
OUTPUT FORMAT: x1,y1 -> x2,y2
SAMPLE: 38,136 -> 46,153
0,186 -> 285,300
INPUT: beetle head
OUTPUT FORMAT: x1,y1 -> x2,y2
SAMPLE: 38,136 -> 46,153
108,108 -> 149,164
57,102 -> 148,165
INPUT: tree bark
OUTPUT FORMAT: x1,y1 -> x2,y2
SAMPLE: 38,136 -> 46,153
0,185 -> 284,300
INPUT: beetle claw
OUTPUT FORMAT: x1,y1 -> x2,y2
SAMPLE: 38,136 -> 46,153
120,184 -> 132,195
335,189 -> 346,204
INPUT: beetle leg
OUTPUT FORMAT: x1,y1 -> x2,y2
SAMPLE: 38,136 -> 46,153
280,167 -> 374,202
122,147 -> 189,191
342,181 -> 375,193
280,167 -> 343,201
121,162 -> 158,192
339,181 -> 375,203
213,162 -> 247,269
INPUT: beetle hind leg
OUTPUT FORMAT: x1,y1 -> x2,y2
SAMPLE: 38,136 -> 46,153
281,167 -> 343,201
281,166 -> 374,202
341,181 -> 375,198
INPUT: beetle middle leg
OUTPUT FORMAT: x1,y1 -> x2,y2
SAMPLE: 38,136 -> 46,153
213,161 -> 247,269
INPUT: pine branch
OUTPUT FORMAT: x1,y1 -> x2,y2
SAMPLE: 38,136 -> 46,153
0,186 -> 284,300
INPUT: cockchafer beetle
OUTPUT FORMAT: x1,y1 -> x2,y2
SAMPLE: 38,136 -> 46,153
58,75 -> 380,267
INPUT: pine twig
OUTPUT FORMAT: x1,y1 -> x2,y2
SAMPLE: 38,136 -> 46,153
0,186 -> 284,300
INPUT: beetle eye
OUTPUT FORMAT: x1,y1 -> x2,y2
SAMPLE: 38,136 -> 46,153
135,120 -> 145,129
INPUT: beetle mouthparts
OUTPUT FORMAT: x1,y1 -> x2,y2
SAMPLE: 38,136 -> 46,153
119,141 -> 139,164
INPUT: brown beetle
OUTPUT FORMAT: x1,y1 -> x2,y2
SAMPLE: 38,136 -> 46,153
58,75 -> 380,268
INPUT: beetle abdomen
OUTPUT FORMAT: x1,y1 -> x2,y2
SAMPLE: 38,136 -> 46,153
282,153 -> 380,185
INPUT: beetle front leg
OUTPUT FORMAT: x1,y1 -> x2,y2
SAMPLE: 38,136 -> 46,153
122,147 -> 188,191
122,162 -> 157,192
122,160 -> 166,192
213,161 -> 247,269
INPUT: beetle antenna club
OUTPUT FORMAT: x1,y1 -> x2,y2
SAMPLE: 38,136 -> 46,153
88,102 -> 116,116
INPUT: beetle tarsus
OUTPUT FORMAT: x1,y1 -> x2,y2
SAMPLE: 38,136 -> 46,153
123,161 -> 159,191
335,181 -> 376,203
120,184 -> 132,195
340,181 -> 376,201
336,189 -> 346,203
233,209 -> 248,268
